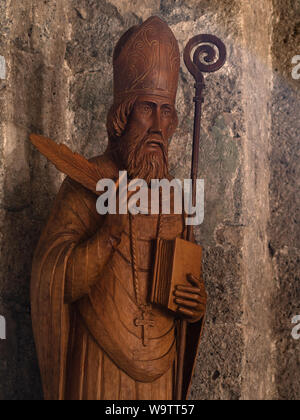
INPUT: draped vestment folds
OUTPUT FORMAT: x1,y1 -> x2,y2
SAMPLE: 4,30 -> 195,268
31,154 -> 204,400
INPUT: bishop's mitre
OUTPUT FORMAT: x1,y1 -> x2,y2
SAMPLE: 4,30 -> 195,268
113,16 -> 180,105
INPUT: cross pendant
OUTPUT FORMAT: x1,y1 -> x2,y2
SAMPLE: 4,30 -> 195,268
134,309 -> 155,347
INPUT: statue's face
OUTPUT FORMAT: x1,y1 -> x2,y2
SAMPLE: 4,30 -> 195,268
128,94 -> 175,147
120,95 -> 176,184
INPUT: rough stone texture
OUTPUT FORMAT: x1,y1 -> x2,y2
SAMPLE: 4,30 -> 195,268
0,0 -> 299,400
239,1 -> 276,400
270,0 -> 300,401
0,0 -> 70,400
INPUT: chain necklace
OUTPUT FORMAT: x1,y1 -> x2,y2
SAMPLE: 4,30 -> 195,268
129,191 -> 186,347
129,192 -> 164,347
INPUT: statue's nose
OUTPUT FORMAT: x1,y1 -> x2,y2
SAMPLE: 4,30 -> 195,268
151,109 -> 162,133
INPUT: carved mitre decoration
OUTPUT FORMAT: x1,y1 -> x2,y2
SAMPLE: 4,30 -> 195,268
113,16 -> 180,105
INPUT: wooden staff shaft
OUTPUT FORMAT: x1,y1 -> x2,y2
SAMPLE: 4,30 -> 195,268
188,84 -> 204,241
176,33 -> 226,400
175,83 -> 204,400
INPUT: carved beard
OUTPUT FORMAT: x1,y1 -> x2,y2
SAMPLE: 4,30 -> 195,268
119,127 -> 169,185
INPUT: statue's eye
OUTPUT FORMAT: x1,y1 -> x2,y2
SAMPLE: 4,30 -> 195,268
162,108 -> 172,117
141,104 -> 152,113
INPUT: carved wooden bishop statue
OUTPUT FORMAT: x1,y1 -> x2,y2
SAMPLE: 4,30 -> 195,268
31,16 -> 207,401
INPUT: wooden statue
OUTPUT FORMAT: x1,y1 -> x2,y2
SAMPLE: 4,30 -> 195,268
31,16 -> 207,401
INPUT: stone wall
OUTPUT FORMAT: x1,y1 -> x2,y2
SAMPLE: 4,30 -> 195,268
270,0 -> 300,400
0,0 -> 299,400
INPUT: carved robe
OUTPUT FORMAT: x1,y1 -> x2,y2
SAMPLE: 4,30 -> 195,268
31,154 -> 204,400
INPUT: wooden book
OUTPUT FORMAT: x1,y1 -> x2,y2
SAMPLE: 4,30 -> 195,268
151,237 -> 202,313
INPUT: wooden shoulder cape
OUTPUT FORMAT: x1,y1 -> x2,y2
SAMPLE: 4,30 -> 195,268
31,154 -> 205,400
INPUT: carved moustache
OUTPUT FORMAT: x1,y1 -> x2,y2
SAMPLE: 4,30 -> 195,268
143,134 -> 168,162
122,129 -> 169,184
130,133 -> 168,169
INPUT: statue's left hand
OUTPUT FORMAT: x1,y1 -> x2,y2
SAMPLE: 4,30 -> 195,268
174,274 -> 207,323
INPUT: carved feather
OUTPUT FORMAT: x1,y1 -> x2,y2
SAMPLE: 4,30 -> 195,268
29,134 -> 117,195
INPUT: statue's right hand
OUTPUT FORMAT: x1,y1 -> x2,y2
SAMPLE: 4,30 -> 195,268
101,176 -> 131,239
100,171 -> 142,241
102,212 -> 128,240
